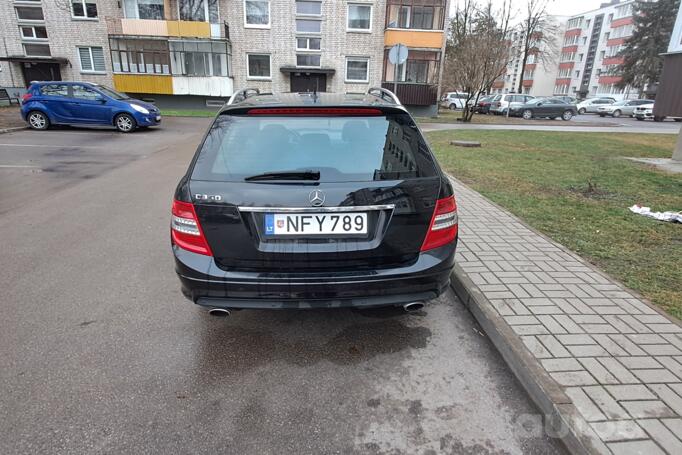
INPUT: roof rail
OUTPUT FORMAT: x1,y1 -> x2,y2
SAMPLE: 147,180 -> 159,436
227,88 -> 260,105
367,87 -> 401,105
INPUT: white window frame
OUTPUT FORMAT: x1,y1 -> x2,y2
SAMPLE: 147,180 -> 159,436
296,36 -> 321,51
346,3 -> 372,33
19,25 -> 48,41
246,53 -> 271,80
71,0 -> 98,21
77,46 -> 106,74
296,18 -> 321,34
15,6 -> 45,23
296,53 -> 321,68
345,57 -> 369,83
244,0 -> 270,29
23,43 -> 51,57
177,0 -> 219,23
295,0 -> 322,17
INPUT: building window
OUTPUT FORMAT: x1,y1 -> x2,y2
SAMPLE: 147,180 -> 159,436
296,19 -> 321,33
295,0 -> 321,16
24,43 -> 50,57
247,53 -> 271,79
386,1 -> 445,30
78,46 -> 106,72
244,0 -> 270,27
15,6 -> 45,21
180,0 -> 218,22
123,0 -> 165,20
347,4 -> 372,31
72,0 -> 98,19
296,54 -> 321,67
345,57 -> 369,83
296,37 -> 321,51
110,39 -> 171,74
170,40 -> 230,76
20,25 -> 48,40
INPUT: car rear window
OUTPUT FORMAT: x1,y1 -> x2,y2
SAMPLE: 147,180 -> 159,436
191,113 -> 439,182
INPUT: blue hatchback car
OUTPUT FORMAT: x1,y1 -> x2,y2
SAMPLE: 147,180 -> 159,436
21,81 -> 161,133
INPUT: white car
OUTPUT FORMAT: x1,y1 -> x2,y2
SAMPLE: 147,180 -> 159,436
597,99 -> 651,118
440,92 -> 471,110
633,103 -> 682,122
576,98 -> 615,114
489,94 -> 535,115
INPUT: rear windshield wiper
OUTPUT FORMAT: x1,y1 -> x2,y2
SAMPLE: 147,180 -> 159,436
244,170 -> 320,182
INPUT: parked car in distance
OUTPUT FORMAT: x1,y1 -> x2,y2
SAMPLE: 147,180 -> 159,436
489,94 -> 535,115
440,92 -> 471,110
474,95 -> 495,114
576,97 -> 615,114
21,81 -> 161,132
171,88 -> 458,313
597,99 -> 651,118
633,103 -> 682,122
513,97 -> 577,121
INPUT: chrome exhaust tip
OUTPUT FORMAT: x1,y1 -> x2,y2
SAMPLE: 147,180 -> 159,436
208,308 -> 231,317
402,302 -> 425,312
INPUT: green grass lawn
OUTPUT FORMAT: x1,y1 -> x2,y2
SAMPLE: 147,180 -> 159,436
161,109 -> 216,117
427,130 -> 682,319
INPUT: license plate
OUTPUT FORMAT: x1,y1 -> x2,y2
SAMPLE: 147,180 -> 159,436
155,115 -> 161,121
264,213 -> 367,236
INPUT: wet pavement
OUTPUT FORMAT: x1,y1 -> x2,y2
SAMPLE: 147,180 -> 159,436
0,119 -> 565,454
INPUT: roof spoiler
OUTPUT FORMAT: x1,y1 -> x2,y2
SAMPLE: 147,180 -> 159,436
227,88 -> 260,105
367,87 -> 401,105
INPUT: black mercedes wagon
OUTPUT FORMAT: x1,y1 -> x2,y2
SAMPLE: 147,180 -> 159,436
171,88 -> 458,314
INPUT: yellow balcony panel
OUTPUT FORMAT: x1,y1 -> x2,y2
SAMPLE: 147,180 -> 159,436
119,19 -> 169,36
167,20 -> 211,38
384,29 -> 444,49
113,74 -> 173,95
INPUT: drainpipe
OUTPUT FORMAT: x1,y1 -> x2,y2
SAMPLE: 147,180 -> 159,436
435,0 -> 451,115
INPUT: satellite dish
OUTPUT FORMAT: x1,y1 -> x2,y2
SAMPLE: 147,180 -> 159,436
388,44 -> 408,65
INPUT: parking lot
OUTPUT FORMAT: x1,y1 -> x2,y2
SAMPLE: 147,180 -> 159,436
0,119 -> 565,454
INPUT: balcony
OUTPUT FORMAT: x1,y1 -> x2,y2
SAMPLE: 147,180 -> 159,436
105,17 -> 220,39
381,82 -> 437,106
384,29 -> 444,49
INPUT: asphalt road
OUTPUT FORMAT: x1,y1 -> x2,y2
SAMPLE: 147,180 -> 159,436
0,119 -> 565,454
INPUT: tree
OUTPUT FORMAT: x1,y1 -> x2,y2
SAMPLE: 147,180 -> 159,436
515,0 -> 559,94
443,0 -> 512,122
617,0 -> 681,93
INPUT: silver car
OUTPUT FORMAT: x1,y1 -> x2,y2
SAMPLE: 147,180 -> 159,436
576,98 -> 615,114
597,99 -> 651,118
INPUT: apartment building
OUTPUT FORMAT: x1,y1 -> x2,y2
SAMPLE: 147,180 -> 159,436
490,18 -> 566,97
0,0 -> 447,113
553,0 -> 636,100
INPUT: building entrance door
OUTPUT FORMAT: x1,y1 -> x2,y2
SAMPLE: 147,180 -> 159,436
290,73 -> 327,92
21,62 -> 62,87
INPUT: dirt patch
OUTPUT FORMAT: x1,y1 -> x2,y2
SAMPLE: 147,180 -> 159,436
0,106 -> 25,130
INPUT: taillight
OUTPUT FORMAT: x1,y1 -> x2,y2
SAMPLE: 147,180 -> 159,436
171,199 -> 212,256
22,93 -> 32,104
421,196 -> 458,252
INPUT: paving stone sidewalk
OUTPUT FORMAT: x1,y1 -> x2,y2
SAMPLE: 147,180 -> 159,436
450,178 -> 682,455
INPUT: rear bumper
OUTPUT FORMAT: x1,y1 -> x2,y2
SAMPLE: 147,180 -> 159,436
173,241 -> 457,309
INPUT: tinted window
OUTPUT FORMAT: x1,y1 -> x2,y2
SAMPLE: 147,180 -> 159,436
39,84 -> 69,97
72,85 -> 101,100
192,114 -> 438,182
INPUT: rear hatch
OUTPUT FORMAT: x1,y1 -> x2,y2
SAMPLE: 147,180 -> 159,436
189,107 -> 442,272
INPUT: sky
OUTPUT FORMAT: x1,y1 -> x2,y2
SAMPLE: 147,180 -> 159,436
450,0 -> 613,19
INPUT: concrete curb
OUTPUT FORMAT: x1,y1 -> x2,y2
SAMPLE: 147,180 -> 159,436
0,126 -> 27,135
450,264 -> 610,455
